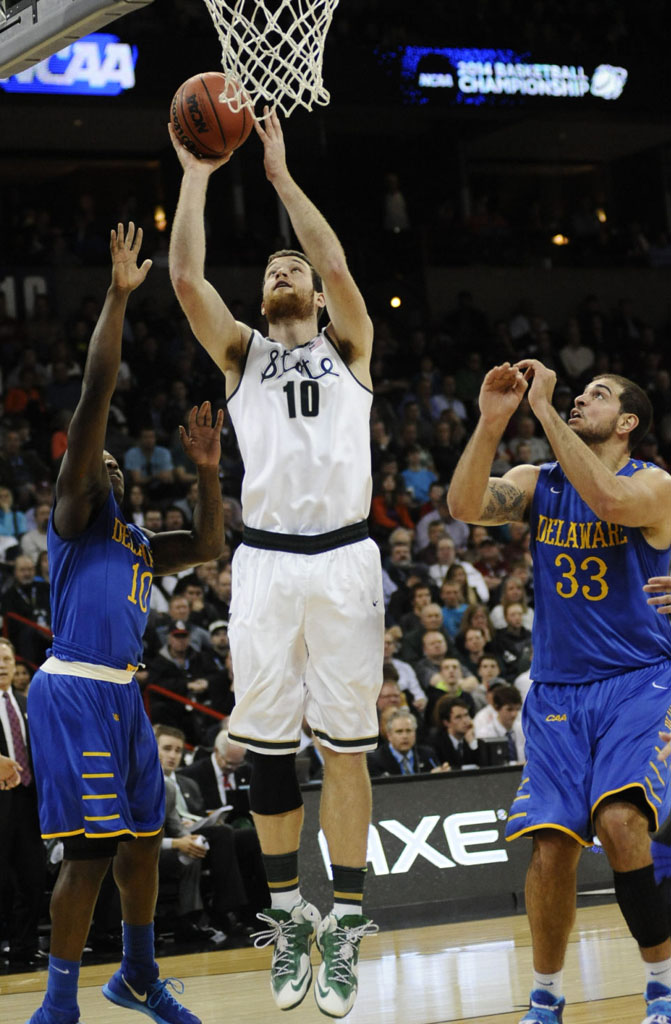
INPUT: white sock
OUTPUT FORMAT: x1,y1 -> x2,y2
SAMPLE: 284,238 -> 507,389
333,902 -> 363,919
270,888 -> 302,913
533,970 -> 563,1000
645,957 -> 671,990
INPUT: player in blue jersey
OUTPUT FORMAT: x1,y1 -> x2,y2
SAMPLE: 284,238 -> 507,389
26,224 -> 224,1024
448,359 -> 671,1024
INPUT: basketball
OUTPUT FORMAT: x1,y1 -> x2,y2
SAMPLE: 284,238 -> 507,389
170,72 -> 253,159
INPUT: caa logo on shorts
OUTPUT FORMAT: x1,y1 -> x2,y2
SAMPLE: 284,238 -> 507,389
545,714 -> 567,722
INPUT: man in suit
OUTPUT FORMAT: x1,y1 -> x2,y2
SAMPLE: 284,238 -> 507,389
155,725 -> 267,932
367,709 -> 449,777
0,637 -> 46,968
431,696 -> 484,770
179,728 -> 252,827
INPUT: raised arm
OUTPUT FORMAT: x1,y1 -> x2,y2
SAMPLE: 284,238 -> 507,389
168,125 -> 249,378
149,402 -> 225,575
518,358 -> 671,540
448,363 -> 538,525
54,224 -> 152,539
255,108 -> 373,377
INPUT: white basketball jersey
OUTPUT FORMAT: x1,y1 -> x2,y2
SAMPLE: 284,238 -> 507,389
227,329 -> 373,534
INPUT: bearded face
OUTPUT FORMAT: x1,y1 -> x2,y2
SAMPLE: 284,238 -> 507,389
263,284 -> 316,323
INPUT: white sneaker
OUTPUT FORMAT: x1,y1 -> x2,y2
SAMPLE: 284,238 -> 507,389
252,900 -> 321,1011
314,912 -> 378,1018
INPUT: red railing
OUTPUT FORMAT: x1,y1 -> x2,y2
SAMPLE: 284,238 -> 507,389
1,611 -> 52,671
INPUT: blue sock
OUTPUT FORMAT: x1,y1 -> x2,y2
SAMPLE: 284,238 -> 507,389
121,922 -> 159,987
43,955 -> 80,1021
651,840 -> 671,885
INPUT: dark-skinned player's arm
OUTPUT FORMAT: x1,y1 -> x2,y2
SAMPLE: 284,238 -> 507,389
148,402 -> 225,575
255,108 -> 373,382
448,363 -> 539,526
54,224 -> 152,540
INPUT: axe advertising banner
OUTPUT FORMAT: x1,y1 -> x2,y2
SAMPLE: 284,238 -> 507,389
299,767 -> 613,927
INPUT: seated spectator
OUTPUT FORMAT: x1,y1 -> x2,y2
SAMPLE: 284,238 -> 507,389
427,532 -> 489,601
457,604 -> 495,646
34,550 -> 49,584
456,625 -> 490,678
409,628 -> 454,690
155,725 -> 268,938
401,444 -> 437,507
383,629 -> 427,713
442,562 -> 479,607
192,620 -> 235,717
146,592 -> 211,656
415,496 -> 470,554
19,501 -> 50,564
124,426 -> 175,499
472,536 -> 509,600
367,708 -> 447,777
429,696 -> 482,770
383,534 -> 424,593
506,413 -> 551,464
401,603 -> 454,667
180,729 -> 252,827
173,574 -> 220,630
473,685 -> 525,763
145,625 -> 218,742
398,582 -> 434,634
475,654 -> 506,707
164,505 -> 188,531
558,317 -> 594,385
0,485 -> 27,538
423,657 -> 477,725
0,428 -> 50,508
492,603 -> 533,681
415,520 -> 447,566
370,418 -> 399,474
11,660 -> 34,695
370,472 -> 415,542
0,555 -> 51,664
439,578 -> 468,639
430,373 -> 468,423
429,419 -> 460,482
376,670 -> 405,736
490,574 -> 534,630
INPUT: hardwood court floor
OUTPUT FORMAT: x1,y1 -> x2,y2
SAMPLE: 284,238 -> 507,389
0,903 -> 653,1023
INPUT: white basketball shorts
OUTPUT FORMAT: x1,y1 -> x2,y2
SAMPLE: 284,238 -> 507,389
227,538 -> 384,755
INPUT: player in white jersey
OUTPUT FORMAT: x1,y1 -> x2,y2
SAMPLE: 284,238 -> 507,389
169,108 -> 383,1018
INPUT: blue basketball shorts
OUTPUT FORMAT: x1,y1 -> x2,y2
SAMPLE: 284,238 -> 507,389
27,670 -> 165,840
506,660 -> 671,846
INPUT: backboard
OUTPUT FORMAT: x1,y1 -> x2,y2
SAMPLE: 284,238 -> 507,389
0,0 -> 154,76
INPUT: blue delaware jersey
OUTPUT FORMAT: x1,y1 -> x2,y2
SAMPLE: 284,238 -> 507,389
529,460 -> 671,683
47,489 -> 154,670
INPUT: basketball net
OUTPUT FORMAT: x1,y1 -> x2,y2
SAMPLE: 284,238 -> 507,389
202,0 -> 340,118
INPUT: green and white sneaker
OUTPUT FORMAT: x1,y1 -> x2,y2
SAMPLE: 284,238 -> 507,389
314,912 -> 378,1018
251,900 -> 321,1011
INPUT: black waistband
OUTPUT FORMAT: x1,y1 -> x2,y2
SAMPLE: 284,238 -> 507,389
242,520 -> 369,554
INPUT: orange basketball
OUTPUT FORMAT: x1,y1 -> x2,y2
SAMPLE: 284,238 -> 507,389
170,72 -> 253,159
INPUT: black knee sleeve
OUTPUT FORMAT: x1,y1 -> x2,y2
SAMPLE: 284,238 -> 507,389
614,865 -> 670,949
248,752 -> 303,815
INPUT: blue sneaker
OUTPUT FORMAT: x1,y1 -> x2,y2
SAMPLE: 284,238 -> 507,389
643,980 -> 671,1023
102,970 -> 201,1024
519,989 -> 565,1023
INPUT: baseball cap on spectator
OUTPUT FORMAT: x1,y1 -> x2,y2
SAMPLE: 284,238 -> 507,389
487,677 -> 505,691
170,620 -> 189,636
208,620 -> 228,635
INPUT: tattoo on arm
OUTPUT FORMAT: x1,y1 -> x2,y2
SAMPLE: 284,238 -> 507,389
482,481 -> 528,523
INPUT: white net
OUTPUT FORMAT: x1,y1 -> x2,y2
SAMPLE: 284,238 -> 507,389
201,0 -> 340,118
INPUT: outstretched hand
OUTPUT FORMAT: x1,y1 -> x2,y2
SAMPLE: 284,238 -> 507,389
254,106 -> 289,183
167,122 -> 232,174
479,362 -> 528,427
110,223 -> 152,294
179,402 -> 224,468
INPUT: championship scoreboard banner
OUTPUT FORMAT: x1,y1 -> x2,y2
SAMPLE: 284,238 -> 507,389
0,32 -> 137,94
299,767 -> 613,926
377,45 -> 629,108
